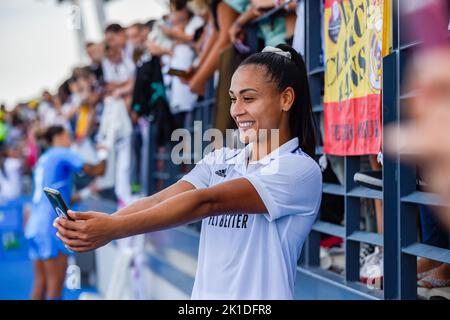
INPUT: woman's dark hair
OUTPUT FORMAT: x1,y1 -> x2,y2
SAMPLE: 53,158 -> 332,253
171,0 -> 188,10
11,112 -> 23,127
104,23 -> 124,34
58,80 -> 71,105
145,19 -> 156,31
239,44 -> 316,157
41,125 -> 65,146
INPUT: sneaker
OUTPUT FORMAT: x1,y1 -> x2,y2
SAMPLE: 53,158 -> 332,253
360,246 -> 383,289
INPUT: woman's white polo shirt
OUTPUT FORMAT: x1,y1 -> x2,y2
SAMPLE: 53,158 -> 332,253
181,137 -> 322,299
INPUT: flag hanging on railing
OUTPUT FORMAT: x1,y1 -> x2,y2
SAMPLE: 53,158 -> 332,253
323,0 -> 389,155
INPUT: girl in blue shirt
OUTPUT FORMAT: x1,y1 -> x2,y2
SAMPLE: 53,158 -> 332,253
26,125 -> 106,300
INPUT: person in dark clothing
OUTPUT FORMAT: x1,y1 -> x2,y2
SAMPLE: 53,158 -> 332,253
131,54 -> 175,147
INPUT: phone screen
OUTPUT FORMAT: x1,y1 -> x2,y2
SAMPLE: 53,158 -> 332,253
44,188 -> 73,221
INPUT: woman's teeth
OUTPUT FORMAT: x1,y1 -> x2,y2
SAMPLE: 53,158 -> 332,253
239,121 -> 255,128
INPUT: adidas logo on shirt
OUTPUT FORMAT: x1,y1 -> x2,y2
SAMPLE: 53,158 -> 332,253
214,169 -> 227,177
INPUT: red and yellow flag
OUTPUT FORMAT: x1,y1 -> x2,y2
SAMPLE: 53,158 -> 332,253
323,0 -> 390,155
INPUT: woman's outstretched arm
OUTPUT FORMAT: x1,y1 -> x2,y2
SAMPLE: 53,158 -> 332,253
54,178 -> 267,252
112,180 -> 195,217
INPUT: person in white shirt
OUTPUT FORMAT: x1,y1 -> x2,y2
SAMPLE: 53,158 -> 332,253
0,144 -> 23,203
37,91 -> 58,128
98,44 -> 135,207
101,45 -> 136,97
165,6 -> 204,126
54,44 -> 322,300
99,42 -> 144,299
104,23 -> 134,62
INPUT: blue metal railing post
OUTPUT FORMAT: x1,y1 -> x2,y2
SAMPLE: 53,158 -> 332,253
382,51 -> 400,299
344,156 -> 361,282
302,0 -> 323,269
398,156 -> 418,299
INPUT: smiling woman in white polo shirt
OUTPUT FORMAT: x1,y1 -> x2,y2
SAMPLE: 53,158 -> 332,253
54,44 -> 323,300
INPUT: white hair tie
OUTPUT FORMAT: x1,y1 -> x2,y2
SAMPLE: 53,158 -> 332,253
261,46 -> 292,60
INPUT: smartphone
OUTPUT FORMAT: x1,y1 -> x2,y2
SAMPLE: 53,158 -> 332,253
43,187 -> 74,221
167,68 -> 192,78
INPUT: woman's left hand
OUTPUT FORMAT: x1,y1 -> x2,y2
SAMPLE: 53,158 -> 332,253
53,210 -> 119,253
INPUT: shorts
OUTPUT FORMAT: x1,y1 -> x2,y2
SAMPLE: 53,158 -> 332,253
28,233 -> 73,261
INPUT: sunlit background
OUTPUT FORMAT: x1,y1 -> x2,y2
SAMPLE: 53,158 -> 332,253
0,0 -> 168,109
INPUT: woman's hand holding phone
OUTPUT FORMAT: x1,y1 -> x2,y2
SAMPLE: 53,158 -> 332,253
54,210 -> 120,252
